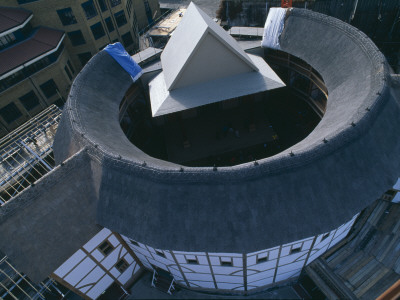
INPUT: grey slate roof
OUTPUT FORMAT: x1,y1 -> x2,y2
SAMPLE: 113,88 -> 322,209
1,8 -> 400,282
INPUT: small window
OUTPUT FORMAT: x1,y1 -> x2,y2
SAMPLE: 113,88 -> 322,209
40,80 -> 58,99
98,0 -> 108,11
19,91 -> 40,111
78,52 -> 92,66
115,258 -> 129,273
105,17 -> 115,32
114,10 -> 127,27
110,0 -> 121,7
256,253 -> 268,264
67,60 -> 75,74
64,66 -> 73,81
220,257 -> 233,267
290,246 -> 302,255
321,233 -> 330,241
185,255 -> 198,265
0,103 -> 22,124
82,0 -> 98,19
57,8 -> 77,26
121,32 -> 133,47
129,239 -> 139,246
90,22 -> 105,40
67,30 -> 86,46
155,250 -> 165,258
99,240 -> 114,256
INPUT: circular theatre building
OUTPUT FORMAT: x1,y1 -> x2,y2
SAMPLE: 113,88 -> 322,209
1,3 -> 400,298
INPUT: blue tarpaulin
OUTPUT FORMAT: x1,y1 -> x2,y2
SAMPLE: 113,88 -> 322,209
104,43 -> 143,82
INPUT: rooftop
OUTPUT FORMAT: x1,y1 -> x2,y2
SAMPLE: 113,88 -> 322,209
148,8 -> 186,37
0,6 -> 32,37
0,27 -> 65,78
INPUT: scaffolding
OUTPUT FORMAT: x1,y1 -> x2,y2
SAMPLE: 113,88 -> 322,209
0,253 -> 67,300
0,105 -> 61,206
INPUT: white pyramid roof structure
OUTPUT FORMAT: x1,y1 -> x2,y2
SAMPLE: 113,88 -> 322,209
149,2 -> 285,117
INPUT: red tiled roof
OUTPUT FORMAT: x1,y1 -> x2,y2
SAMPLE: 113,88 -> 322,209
0,6 -> 32,34
0,27 -> 64,77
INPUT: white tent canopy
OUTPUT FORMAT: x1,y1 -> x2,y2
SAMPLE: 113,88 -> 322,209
149,2 -> 285,117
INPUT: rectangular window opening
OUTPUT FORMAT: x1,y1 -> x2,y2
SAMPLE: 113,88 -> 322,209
105,17 -> 115,32
19,91 -> 40,111
115,258 -> 129,273
220,257 -> 233,267
256,253 -> 268,264
57,8 -> 77,26
90,22 -> 105,40
114,10 -> 127,27
185,255 -> 198,265
82,0 -> 98,19
99,240 -> 114,256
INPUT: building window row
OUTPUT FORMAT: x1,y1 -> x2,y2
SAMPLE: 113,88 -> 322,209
126,0 -> 133,18
78,52 -> 92,67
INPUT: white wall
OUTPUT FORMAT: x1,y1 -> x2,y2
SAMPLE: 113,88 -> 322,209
54,228 -> 141,299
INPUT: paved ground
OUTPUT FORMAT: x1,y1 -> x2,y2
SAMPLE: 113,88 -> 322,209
128,272 -> 300,299
159,0 -> 221,17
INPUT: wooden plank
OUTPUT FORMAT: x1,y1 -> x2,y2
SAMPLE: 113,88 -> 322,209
353,266 -> 389,297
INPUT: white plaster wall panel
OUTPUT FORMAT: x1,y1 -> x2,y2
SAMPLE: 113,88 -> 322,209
91,249 -> 105,262
86,274 -> 114,299
247,276 -> 274,288
277,260 -> 305,275
306,246 -> 328,264
214,274 -> 244,284
129,245 -> 151,257
76,266 -> 105,289
79,286 -> 92,294
275,269 -> 301,283
124,254 -> 134,264
146,257 -> 168,270
167,266 -> 183,278
101,244 -> 122,269
180,264 -> 212,273
108,235 -> 120,247
117,263 -> 136,285
184,272 -> 214,282
64,257 -> 96,286
278,250 -> 308,266
211,266 -> 242,275
110,267 -> 121,278
247,269 -> 275,283
83,228 -> 111,252
216,282 -> 244,290
133,252 -> 152,269
247,259 -> 277,271
54,250 -> 86,277
189,280 -> 215,289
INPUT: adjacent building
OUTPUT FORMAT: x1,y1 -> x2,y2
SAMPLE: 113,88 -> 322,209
0,0 -> 160,137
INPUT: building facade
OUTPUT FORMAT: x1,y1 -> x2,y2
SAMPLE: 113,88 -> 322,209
0,6 -> 73,136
